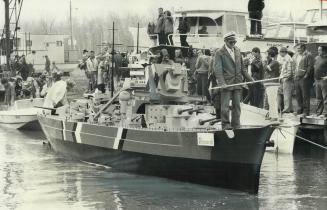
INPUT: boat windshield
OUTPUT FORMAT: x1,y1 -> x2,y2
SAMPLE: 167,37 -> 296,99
303,9 -> 327,23
225,14 -> 247,35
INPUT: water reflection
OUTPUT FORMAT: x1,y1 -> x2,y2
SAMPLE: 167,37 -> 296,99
0,127 -> 326,209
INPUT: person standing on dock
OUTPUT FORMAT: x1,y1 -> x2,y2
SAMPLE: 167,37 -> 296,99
314,46 -> 327,118
213,32 -> 254,129
44,55 -> 51,74
293,44 -> 314,117
248,47 -> 264,108
277,47 -> 294,114
248,0 -> 265,35
262,47 -> 280,114
1,78 -> 15,106
86,51 -> 98,92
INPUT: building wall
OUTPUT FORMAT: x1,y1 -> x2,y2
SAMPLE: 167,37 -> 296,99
16,33 -> 69,65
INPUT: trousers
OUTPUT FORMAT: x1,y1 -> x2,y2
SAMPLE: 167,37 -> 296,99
221,89 -> 241,129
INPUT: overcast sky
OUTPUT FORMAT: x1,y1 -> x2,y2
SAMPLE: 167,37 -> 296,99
0,0 -> 322,27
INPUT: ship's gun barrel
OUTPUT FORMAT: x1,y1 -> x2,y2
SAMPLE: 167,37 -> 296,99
209,119 -> 221,125
199,117 -> 217,125
188,108 -> 204,114
177,108 -> 193,115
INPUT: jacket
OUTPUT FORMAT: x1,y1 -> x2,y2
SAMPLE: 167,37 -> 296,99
248,0 -> 265,12
196,55 -> 210,74
314,55 -> 327,80
155,14 -> 165,34
292,51 -> 314,79
178,18 -> 190,33
213,45 -> 253,90
277,54 -> 294,80
164,16 -> 174,34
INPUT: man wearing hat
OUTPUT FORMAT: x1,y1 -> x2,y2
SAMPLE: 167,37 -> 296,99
277,46 -> 294,114
213,32 -> 254,129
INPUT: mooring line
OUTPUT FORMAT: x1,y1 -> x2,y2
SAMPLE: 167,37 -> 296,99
277,127 -> 327,151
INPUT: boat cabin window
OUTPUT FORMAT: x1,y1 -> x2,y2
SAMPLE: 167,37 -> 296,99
198,17 -> 220,35
225,15 -> 246,35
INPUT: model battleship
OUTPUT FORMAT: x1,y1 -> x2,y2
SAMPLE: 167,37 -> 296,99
38,62 -> 277,194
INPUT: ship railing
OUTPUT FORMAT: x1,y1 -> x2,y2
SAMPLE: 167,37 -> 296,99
247,17 -> 307,46
167,33 -> 220,46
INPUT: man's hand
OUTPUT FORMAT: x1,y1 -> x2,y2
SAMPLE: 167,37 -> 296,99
212,88 -> 220,96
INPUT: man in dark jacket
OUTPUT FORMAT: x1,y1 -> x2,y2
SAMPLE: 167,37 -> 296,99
293,44 -> 314,117
178,12 -> 190,49
314,46 -> 327,118
213,32 -> 254,129
248,0 -> 265,35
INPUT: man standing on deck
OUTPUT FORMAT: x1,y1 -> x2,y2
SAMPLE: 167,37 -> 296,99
155,8 -> 165,45
248,0 -> 265,35
178,12 -> 190,56
293,44 -> 314,117
314,46 -> 327,118
213,32 -> 254,129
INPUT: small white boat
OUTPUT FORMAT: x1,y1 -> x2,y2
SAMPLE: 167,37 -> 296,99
0,98 -> 44,130
241,103 -> 300,154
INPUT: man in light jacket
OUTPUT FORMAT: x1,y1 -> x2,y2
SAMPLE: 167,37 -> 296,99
213,32 -> 254,129
277,47 -> 294,114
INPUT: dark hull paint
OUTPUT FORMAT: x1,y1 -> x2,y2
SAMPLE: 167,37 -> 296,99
38,115 -> 275,193
19,120 -> 42,131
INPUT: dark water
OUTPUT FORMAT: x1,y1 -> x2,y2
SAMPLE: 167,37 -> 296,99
0,128 -> 326,210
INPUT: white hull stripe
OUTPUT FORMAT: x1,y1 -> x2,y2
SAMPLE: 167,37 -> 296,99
113,127 -> 123,149
75,122 -> 83,143
62,120 -> 67,141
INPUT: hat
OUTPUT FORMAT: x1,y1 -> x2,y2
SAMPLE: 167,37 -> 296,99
280,47 -> 288,52
223,31 -> 236,40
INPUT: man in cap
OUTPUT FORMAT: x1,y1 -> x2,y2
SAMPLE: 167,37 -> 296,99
277,46 -> 294,114
213,32 -> 254,129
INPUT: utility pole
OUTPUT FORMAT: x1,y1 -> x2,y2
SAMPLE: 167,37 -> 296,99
111,22 -> 115,98
4,0 -> 11,72
69,0 -> 73,50
137,23 -> 139,54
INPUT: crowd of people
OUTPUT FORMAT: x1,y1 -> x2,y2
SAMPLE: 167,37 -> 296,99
148,8 -> 190,50
0,53 -> 63,106
78,48 -> 129,94
211,32 -> 327,129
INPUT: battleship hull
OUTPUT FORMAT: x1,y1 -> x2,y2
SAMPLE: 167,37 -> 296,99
38,115 -> 275,194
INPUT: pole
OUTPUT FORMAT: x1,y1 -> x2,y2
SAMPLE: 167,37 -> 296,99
321,0 -> 323,20
137,22 -> 139,53
209,77 -> 280,90
24,32 -> 27,55
111,21 -> 115,98
28,32 -> 31,52
69,0 -> 73,50
4,0 -> 11,72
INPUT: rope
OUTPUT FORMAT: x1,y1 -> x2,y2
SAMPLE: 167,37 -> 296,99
277,126 -> 327,151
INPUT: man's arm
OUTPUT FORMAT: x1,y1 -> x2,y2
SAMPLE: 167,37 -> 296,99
213,51 -> 226,86
304,53 -> 314,78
